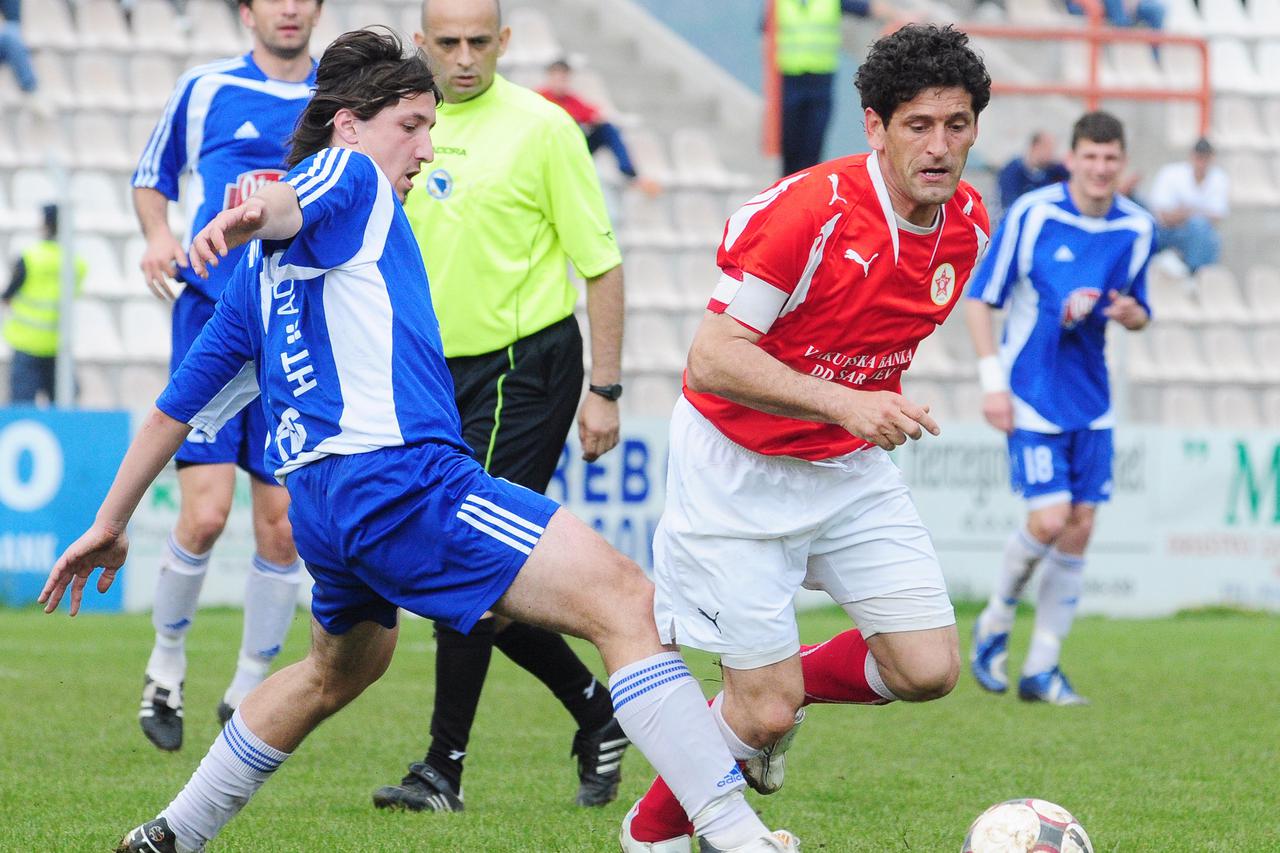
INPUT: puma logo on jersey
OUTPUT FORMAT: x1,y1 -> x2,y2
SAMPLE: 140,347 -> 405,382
827,174 -> 847,206
844,248 -> 879,277
233,121 -> 260,140
1054,244 -> 1076,262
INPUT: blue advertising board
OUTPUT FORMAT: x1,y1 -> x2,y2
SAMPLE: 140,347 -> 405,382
0,408 -> 131,611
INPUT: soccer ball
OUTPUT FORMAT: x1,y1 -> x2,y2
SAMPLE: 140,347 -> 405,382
961,798 -> 1093,853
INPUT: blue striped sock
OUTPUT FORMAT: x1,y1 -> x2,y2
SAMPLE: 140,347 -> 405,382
161,710 -> 290,850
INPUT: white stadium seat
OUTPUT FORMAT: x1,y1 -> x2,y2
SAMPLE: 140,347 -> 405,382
120,300 -> 173,361
72,53 -> 133,113
1201,325 -> 1263,381
1199,0 -> 1254,38
77,364 -> 119,409
1243,264 -> 1280,321
1209,39 -> 1267,97
673,252 -> 719,311
1262,387 -> 1280,424
617,128 -> 675,186
21,1 -> 77,52
186,0 -> 249,56
1254,329 -> 1280,382
625,311 -> 687,372
1160,387 -> 1211,426
1163,0 -> 1206,34
671,193 -> 728,249
77,234 -> 130,298
1149,325 -> 1211,382
132,0 -> 190,56
31,53 -> 75,111
622,251 -> 680,311
70,171 -> 135,236
72,113 -> 136,173
1194,265 -> 1252,323
1251,1 -> 1280,38
77,0 -> 135,53
129,55 -> 179,113
618,192 -> 677,249
73,299 -> 126,363
1208,386 -> 1263,429
502,7 -> 563,69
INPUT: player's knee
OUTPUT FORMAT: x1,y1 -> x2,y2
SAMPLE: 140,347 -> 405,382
893,653 -> 959,702
181,504 -> 231,552
253,511 -> 296,564
1028,513 -> 1067,545
751,694 -> 805,745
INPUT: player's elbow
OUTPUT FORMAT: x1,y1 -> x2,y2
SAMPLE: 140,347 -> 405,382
684,336 -> 719,396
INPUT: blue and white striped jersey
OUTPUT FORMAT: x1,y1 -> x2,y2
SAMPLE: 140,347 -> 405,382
156,148 -> 467,479
132,53 -> 316,301
967,183 -> 1154,433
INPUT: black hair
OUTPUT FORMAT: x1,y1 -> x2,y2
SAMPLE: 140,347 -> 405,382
1070,110 -> 1125,151
287,28 -> 442,168
42,204 -> 58,239
855,25 -> 991,125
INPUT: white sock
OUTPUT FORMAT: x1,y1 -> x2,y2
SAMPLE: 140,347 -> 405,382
608,652 -> 767,848
224,555 -> 302,708
865,649 -> 900,702
147,534 -> 210,687
161,709 -> 290,851
1023,549 -> 1085,675
980,527 -> 1050,635
709,692 -> 762,760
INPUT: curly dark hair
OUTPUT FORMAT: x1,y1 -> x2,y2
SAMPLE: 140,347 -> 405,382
287,28 -> 442,168
1070,110 -> 1125,151
854,25 -> 991,124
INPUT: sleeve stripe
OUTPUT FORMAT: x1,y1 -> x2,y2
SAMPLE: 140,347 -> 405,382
287,147 -> 334,192
297,148 -> 351,209
723,272 -> 789,335
710,272 -> 741,305
134,57 -> 244,188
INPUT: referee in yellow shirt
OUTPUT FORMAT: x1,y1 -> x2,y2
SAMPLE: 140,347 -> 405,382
371,0 -> 629,812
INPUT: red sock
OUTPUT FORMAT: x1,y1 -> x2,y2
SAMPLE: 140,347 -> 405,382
800,628 -> 892,705
628,774 -> 697,842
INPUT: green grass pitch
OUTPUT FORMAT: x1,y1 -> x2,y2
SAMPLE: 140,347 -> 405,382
1,604 -> 1276,852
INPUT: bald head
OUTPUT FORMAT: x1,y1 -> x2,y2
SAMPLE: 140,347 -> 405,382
415,0 -> 509,103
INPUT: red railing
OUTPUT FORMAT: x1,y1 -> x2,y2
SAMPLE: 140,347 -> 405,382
761,0 -> 1212,157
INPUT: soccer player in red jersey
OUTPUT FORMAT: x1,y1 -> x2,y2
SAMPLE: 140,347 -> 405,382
621,25 -> 993,852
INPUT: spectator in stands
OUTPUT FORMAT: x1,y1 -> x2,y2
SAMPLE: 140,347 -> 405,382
1149,137 -> 1228,273
2,205 -> 85,405
997,130 -> 1069,218
538,58 -> 661,197
0,0 -> 37,95
772,0 -> 900,176
1065,0 -> 1165,29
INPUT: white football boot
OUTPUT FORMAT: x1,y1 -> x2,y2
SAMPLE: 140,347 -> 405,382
741,709 -> 805,795
698,830 -> 801,852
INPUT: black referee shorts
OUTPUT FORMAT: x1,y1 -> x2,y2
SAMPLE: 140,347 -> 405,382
447,316 -> 584,493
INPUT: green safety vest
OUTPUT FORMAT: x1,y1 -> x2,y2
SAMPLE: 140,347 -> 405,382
776,0 -> 843,75
3,240 -> 84,358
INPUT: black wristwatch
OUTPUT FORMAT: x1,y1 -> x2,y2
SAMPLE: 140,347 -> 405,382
589,383 -> 623,401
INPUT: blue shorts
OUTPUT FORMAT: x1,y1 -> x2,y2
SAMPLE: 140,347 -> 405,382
285,442 -> 560,635
170,289 -> 274,483
1007,428 -> 1113,508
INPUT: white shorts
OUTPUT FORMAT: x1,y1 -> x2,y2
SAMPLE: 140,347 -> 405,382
653,398 -> 955,670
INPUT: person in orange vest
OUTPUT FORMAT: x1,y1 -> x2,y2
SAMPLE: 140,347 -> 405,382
2,204 -> 84,405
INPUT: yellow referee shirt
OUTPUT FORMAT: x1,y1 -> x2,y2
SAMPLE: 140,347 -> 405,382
405,74 -> 622,358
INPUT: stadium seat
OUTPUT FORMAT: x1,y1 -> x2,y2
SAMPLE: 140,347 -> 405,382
1208,386 -> 1263,428
671,192 -> 728,249
909,335 -> 957,379
344,3 -> 403,36
1199,0 -> 1254,38
73,299 -> 126,363
12,110 -> 75,169
77,0 -> 135,52
618,191 -> 678,249
1146,266 -> 1200,323
1251,1 -> 1280,38
31,53 -> 76,112
1254,328 -> 1280,381
21,0 -> 77,52
70,171 -> 135,236
625,310 -> 687,372
670,128 -> 746,190
622,251 -> 680,310
78,234 -> 131,298
1160,386 -> 1211,425
503,7 -> 563,69
1212,98 -> 1268,152
1163,0 -> 1207,34
1254,42 -> 1280,100
673,251 -> 718,310
1221,152 -> 1280,206
1121,329 -> 1160,383
618,128 -> 675,186
1209,39 -> 1268,97
1261,387 -> 1280,424
186,0 -> 248,56
1163,99 -> 1202,150
72,53 -> 133,114
569,69 -> 630,126
120,300 -> 172,361
11,169 -> 58,218
1194,265 -> 1253,323
77,364 -> 119,409
1202,325 -> 1263,381
117,363 -> 169,410
309,12 -> 345,58
72,113 -> 135,173
1102,44 -> 1164,91
1243,264 -> 1280,321
1149,324 -> 1211,381
131,0 -> 190,56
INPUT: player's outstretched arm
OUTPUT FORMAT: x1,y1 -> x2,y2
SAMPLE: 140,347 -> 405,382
39,407 -> 192,616
189,182 -> 304,278
686,312 -> 938,451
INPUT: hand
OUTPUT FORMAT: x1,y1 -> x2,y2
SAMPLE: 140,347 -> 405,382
982,390 -> 1014,434
39,522 -> 130,616
835,389 -> 940,451
1103,289 -> 1149,330
578,392 -> 620,462
140,231 -> 188,301
188,198 -> 269,279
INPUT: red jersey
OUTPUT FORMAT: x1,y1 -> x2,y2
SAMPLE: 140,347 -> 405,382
536,89 -> 602,126
685,152 -> 990,460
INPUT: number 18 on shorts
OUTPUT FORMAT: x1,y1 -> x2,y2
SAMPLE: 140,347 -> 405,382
1007,428 -> 1114,508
